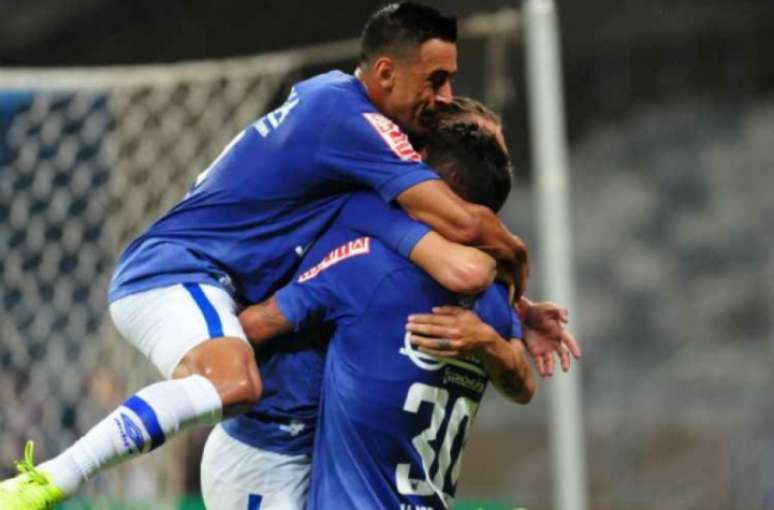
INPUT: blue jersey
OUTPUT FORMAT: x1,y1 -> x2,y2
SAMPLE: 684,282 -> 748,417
274,227 -> 519,509
221,191 -> 430,456
108,70 -> 439,303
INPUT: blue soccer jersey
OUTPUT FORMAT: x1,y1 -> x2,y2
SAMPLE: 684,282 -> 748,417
108,70 -> 439,304
221,191 -> 431,456
274,227 -> 518,509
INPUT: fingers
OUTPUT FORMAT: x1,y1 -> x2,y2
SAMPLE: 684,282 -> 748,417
407,313 -> 458,327
409,334 -> 461,352
562,330 -> 582,359
547,307 -> 569,324
430,306 -> 464,316
406,322 -> 459,339
411,335 -> 462,358
559,346 -> 571,372
417,346 -> 461,359
545,352 -> 555,377
534,354 -> 546,377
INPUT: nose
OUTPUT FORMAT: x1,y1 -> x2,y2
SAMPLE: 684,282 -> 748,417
435,81 -> 453,106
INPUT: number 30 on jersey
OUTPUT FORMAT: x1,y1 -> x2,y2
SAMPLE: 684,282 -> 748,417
396,382 -> 479,504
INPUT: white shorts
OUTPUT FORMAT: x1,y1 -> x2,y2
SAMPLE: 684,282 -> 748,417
200,423 -> 310,510
109,283 -> 247,379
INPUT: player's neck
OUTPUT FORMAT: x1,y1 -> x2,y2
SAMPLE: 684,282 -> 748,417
355,67 -> 385,111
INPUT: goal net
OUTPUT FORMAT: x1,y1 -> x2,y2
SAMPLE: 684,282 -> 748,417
0,9 -> 521,503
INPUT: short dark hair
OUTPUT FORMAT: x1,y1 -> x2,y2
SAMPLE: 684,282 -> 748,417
440,96 -> 502,128
409,96 -> 502,149
423,122 -> 512,213
360,2 -> 457,65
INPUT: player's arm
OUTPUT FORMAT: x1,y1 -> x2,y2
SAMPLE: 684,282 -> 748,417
479,333 -> 535,404
240,239 -> 352,345
406,307 -> 535,404
320,113 -> 527,293
337,192 -> 496,295
409,231 -> 495,295
239,296 -> 293,346
396,179 -> 528,263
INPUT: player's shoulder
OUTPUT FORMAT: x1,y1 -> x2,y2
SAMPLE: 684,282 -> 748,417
298,229 -> 408,285
294,70 -> 367,111
295,72 -> 422,162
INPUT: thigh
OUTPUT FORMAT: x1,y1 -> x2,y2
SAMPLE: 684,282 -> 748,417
109,283 -> 246,379
200,424 -> 310,510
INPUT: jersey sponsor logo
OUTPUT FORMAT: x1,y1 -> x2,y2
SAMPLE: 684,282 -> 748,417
362,112 -> 422,162
297,237 -> 371,283
442,366 -> 486,395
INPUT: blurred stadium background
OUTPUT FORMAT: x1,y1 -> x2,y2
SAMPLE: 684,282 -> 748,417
1,1 -> 772,509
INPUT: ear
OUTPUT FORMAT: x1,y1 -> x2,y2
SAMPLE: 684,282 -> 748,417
371,56 -> 396,91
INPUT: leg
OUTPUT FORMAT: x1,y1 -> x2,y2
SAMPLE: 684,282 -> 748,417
1,283 -> 260,508
174,336 -> 263,415
200,424 -> 310,510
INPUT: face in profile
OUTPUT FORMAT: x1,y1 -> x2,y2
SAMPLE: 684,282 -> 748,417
385,39 -> 457,136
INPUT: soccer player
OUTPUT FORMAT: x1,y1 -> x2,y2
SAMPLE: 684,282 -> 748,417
422,96 -> 579,376
0,4 -> 542,509
197,99 -> 579,509
235,122 -> 535,509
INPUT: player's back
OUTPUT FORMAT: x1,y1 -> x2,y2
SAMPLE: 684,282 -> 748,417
109,71 -> 437,304
218,191 -> 430,458
305,231 -> 514,509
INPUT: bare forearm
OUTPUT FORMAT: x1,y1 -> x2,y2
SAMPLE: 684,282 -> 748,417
397,181 -> 526,259
410,231 -> 496,295
396,180 -> 481,244
397,180 -> 529,299
238,296 -> 294,345
480,331 -> 535,404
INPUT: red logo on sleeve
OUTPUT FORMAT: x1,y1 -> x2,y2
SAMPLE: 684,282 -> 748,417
297,237 -> 371,283
362,112 -> 422,162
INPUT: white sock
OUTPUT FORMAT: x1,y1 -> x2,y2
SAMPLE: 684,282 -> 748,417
38,374 -> 222,496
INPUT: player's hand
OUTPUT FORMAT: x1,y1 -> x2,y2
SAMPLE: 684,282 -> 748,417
405,306 -> 497,359
479,229 -> 529,302
495,256 -> 529,304
518,299 -> 581,377
478,210 -> 528,263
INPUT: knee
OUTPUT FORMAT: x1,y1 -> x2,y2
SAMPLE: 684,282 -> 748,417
229,361 -> 263,407
176,338 -> 263,408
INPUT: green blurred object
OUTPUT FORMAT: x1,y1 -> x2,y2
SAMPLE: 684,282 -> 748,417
454,501 -> 514,510
178,496 -> 206,510
56,496 -> 205,510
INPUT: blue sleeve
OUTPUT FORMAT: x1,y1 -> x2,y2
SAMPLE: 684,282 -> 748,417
273,235 -> 392,332
318,111 -> 440,202
335,192 -> 431,258
274,276 -> 335,333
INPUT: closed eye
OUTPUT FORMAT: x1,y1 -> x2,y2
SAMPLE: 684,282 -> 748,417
429,70 -> 453,91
